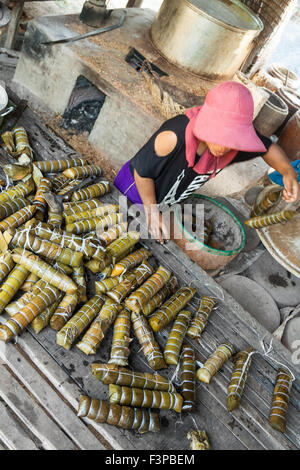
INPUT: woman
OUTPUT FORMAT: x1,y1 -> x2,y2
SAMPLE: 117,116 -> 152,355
115,81 -> 299,243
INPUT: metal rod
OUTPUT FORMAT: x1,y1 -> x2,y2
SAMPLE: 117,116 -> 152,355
42,9 -> 126,46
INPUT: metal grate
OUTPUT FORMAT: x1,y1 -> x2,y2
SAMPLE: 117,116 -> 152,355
125,47 -> 168,77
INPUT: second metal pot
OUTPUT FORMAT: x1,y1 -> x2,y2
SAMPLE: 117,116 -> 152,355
150,0 -> 264,81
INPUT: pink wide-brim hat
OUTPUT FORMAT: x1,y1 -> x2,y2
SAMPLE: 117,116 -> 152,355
193,81 -> 267,153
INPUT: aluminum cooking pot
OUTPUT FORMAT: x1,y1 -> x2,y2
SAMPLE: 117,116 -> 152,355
0,85 -> 14,126
150,0 -> 264,81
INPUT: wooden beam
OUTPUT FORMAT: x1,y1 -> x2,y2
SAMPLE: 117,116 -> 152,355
0,341 -> 107,450
4,1 -> 24,50
0,365 -> 77,450
0,401 -> 39,450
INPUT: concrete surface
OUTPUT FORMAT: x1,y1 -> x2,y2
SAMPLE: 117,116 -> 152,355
218,274 -> 281,333
198,157 -> 270,198
23,1 -> 85,18
244,251 -> 300,308
12,9 -> 211,168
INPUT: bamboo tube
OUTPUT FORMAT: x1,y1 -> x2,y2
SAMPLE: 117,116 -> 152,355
0,197 -> 29,221
131,311 -> 166,370
48,211 -> 63,228
6,290 -> 36,316
66,213 -> 123,235
14,127 -> 33,159
31,298 -> 62,334
245,210 -> 296,229
0,205 -> 36,232
0,179 -> 35,205
109,384 -> 183,413
83,237 -> 105,261
72,265 -> 87,303
53,260 -> 73,276
34,157 -> 87,173
77,298 -> 123,355
0,284 -> 62,342
0,264 -> 29,314
33,178 -> 52,213
50,293 -> 78,331
97,222 -> 128,247
6,279 -> 47,316
197,343 -> 235,384
141,276 -> 178,317
11,230 -> 84,267
95,276 -> 122,294
63,165 -> 102,179
108,308 -> 131,366
21,273 -> 40,292
107,261 -> 154,303
52,174 -> 70,193
251,189 -> 282,218
149,287 -> 197,333
98,265 -> 113,280
32,222 -> 95,258
181,344 -> 196,412
85,256 -> 111,274
56,294 -> 105,350
227,347 -> 253,411
77,395 -> 160,434
164,310 -> 191,365
57,179 -> 82,197
91,363 -> 176,392
65,204 -> 119,225
125,265 -> 171,314
12,248 -> 77,293
269,368 -> 293,433
106,232 -> 140,264
187,295 -> 216,339
0,253 -> 15,284
111,248 -> 151,277
63,199 -> 103,216
71,180 -> 110,202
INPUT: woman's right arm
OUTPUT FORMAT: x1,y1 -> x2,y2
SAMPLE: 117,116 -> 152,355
134,169 -> 168,244
133,130 -> 177,243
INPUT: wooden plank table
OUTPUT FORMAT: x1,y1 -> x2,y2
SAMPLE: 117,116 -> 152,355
0,89 -> 299,450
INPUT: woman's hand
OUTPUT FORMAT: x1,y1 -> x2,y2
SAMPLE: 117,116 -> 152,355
282,169 -> 299,203
145,205 -> 169,244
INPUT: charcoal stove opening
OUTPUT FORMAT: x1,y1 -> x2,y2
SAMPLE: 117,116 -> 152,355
125,47 -> 168,77
59,75 -> 106,134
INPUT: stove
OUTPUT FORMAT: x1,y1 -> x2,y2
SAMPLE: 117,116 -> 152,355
12,5 -> 266,171
11,7 -> 219,167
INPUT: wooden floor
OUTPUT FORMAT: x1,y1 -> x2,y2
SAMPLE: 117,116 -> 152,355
0,89 -> 299,450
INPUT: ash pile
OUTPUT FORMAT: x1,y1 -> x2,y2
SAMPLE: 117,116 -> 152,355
60,75 -> 106,134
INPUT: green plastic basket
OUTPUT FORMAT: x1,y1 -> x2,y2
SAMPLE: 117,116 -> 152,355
174,194 -> 246,257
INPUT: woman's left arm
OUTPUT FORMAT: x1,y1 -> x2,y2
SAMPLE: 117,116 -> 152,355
262,143 -> 299,203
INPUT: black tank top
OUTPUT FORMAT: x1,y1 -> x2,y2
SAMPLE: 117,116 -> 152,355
129,115 -> 271,207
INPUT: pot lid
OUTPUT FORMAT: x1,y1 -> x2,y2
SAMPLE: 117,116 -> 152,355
0,85 -> 8,111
